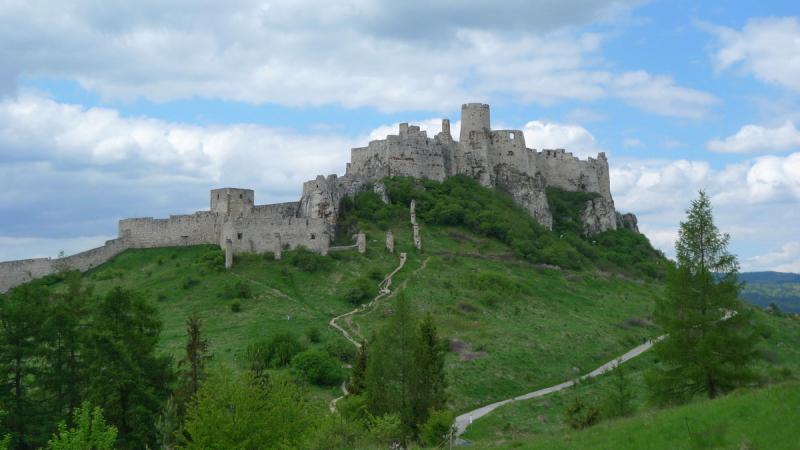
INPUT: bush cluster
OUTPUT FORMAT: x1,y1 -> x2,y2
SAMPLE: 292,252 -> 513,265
287,245 -> 329,273
242,332 -> 306,373
335,174 -> 669,278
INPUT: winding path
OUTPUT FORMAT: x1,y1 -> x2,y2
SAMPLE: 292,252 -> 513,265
454,335 -> 666,435
329,253 -> 408,348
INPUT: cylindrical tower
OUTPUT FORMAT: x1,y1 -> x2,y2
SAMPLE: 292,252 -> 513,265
459,103 -> 490,142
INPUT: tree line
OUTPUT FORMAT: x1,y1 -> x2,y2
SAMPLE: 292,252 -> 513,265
1,269 -> 451,449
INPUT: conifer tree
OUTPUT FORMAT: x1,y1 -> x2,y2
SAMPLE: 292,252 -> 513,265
176,311 -> 213,399
365,295 -> 449,440
345,338 -> 369,396
0,284 -> 51,450
647,190 -> 759,403
82,287 -> 174,450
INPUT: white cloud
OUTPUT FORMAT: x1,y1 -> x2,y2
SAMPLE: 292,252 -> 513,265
564,108 -> 609,123
610,154 -> 800,270
0,235 -> 115,262
662,139 -> 686,149
0,1 -> 715,117
521,121 -> 601,158
747,242 -> 800,273
624,138 -> 645,148
703,16 -> 800,93
0,92 -> 362,259
610,71 -> 719,119
707,120 -> 800,154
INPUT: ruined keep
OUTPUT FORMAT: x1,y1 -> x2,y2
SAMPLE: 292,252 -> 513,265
0,103 -> 637,293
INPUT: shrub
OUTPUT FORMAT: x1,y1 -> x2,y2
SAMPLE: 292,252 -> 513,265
157,256 -> 163,265
287,245 -> 329,273
342,276 -> 374,304
199,248 -> 225,271
156,292 -> 167,302
218,280 -> 251,299
230,299 -> 242,312
181,276 -> 199,289
566,397 -> 601,430
457,301 -> 479,313
420,409 -> 455,447
326,338 -> 357,363
366,266 -> 384,281
262,251 -> 276,261
304,326 -> 322,343
482,292 -> 501,308
242,332 -> 307,372
170,251 -> 178,260
291,349 -> 342,386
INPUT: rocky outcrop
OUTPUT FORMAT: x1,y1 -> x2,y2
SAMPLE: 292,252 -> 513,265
297,173 -> 366,223
581,197 -> 618,236
616,212 -> 640,233
494,164 -> 553,229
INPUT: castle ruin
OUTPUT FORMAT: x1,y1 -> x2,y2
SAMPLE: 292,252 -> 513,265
0,103 -> 637,293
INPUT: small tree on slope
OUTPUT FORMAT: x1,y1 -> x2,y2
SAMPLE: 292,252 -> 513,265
646,190 -> 759,404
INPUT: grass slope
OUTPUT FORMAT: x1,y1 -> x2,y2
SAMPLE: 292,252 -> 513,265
62,221 -> 663,413
480,381 -> 800,449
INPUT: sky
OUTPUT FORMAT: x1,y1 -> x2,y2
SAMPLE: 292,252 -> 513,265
1,0 -> 799,273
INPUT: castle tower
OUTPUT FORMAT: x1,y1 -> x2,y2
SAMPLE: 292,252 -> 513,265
210,188 -> 255,220
459,103 -> 490,142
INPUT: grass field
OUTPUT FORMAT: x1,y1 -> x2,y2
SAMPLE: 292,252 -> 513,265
59,221 -> 665,413
469,381 -> 800,449
50,218 -> 800,434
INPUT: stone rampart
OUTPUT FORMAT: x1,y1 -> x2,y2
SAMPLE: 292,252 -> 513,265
119,211 -> 223,249
221,218 -> 330,254
0,236 -> 130,293
535,149 -> 611,200
254,202 -> 300,219
1,103 -> 636,292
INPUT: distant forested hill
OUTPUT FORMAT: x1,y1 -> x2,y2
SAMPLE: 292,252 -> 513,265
740,271 -> 800,285
740,271 -> 800,313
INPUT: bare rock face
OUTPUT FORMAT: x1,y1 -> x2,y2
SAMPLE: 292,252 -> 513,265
297,174 -> 366,223
616,212 -> 640,233
374,182 -> 391,204
582,197 -> 618,235
494,164 -> 553,229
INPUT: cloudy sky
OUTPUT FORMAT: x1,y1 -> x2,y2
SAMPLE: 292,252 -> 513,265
1,0 -> 799,273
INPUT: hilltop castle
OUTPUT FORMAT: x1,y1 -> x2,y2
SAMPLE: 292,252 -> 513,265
0,103 -> 637,293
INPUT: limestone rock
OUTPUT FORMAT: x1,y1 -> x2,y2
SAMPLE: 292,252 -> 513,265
581,197 -> 618,235
616,212 -> 640,233
494,165 -> 553,229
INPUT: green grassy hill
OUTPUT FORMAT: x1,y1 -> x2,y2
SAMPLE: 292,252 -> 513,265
477,381 -> 800,449
30,175 -> 800,447
739,272 -> 800,313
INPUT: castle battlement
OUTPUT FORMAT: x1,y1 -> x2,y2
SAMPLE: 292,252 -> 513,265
0,103 -> 633,293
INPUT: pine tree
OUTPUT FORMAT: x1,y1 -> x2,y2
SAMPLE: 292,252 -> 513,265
364,295 -> 449,441
414,312 -> 448,422
0,284 -> 51,450
176,311 -> 213,400
345,338 -> 369,396
82,287 -> 175,450
365,294 -> 422,438
646,190 -> 759,403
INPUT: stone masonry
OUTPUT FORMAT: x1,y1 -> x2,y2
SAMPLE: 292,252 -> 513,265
0,103 -> 637,293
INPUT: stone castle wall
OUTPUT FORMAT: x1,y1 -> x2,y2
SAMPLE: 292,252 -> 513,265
1,103 -> 631,293
221,218 -> 330,254
0,237 -> 130,293
535,149 -> 611,201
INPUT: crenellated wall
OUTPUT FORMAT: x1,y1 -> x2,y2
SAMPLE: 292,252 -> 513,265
1,103 -> 633,293
535,149 -> 611,201
221,218 -> 330,254
0,237 -> 130,293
